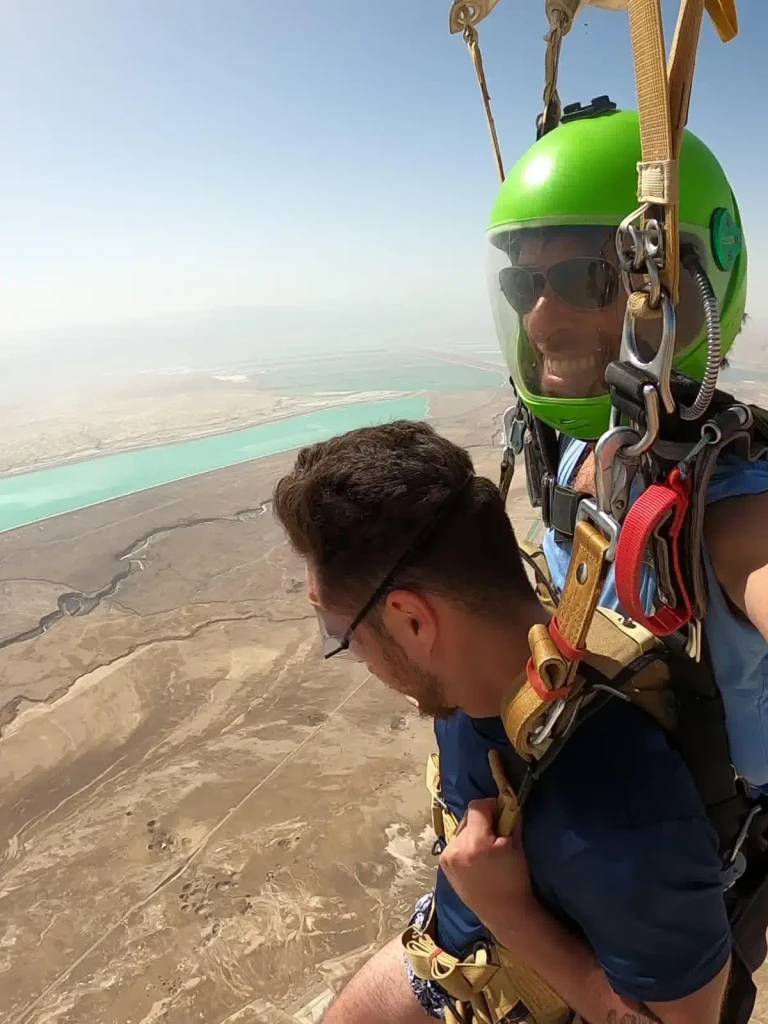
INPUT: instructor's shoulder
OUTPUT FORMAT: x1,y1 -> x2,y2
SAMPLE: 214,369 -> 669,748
706,490 -> 768,613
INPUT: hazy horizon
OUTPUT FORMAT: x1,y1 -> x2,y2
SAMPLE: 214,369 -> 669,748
0,0 -> 765,346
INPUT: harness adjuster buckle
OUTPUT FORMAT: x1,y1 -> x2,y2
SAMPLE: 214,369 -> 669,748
526,658 -> 572,704
574,498 -> 620,561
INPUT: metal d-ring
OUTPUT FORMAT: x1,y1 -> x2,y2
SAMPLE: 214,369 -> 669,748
530,697 -> 568,747
618,290 -> 676,415
594,425 -> 641,520
644,219 -> 664,260
613,384 -> 661,459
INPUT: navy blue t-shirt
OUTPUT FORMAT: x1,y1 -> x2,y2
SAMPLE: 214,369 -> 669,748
433,700 -> 731,1004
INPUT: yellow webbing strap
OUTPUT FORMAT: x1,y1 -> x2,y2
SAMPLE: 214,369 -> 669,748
489,748 -> 520,836
403,927 -> 573,1024
626,0 -> 679,305
705,0 -> 738,40
405,752 -> 572,1024
427,750 -> 519,842
667,0 -> 706,159
504,521 -> 610,759
626,0 -> 737,309
403,929 -> 497,1010
427,751 -> 460,843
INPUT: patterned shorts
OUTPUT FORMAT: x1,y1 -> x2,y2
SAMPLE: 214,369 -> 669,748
404,893 -> 451,1020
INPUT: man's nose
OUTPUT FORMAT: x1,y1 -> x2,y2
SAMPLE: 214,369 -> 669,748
525,284 -> 575,342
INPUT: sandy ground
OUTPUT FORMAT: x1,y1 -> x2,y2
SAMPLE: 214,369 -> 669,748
0,373 -> 404,475
1,383 -> 767,1023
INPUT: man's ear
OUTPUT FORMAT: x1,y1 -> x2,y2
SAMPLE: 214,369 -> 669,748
383,589 -> 438,656
305,564 -> 320,606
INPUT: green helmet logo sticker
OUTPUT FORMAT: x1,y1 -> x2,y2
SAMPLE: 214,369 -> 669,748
711,207 -> 742,271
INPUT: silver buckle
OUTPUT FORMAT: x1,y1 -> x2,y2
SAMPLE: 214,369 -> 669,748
574,498 -> 619,562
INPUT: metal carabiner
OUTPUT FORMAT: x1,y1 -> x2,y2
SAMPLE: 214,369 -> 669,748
621,255 -> 662,311
728,804 -> 763,865
530,696 -> 569,748
722,803 -> 764,890
501,404 -> 526,455
609,384 -> 661,460
574,497 -> 620,562
595,425 -> 641,520
616,206 -> 649,271
618,290 -> 677,415
685,618 -> 703,662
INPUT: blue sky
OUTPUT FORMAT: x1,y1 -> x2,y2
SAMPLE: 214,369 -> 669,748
0,0 -> 765,346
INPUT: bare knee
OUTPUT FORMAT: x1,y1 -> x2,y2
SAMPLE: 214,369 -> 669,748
324,936 -> 435,1024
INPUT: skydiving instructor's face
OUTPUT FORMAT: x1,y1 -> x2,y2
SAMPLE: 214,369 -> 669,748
510,229 -> 703,400
518,231 -> 624,399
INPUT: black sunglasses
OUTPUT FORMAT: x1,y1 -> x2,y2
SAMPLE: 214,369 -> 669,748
321,474 -> 474,659
499,256 -> 619,316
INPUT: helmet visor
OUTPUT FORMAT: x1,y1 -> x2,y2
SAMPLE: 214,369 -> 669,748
487,224 -> 707,404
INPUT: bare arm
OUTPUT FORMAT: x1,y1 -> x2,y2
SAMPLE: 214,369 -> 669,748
485,887 -> 730,1024
440,800 -> 730,1024
486,896 -> 659,1023
706,491 -> 768,638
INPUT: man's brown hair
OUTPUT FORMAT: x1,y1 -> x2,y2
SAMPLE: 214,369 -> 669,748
272,420 -> 534,620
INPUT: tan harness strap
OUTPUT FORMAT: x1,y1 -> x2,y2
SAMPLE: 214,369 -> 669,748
624,0 -> 736,316
489,748 -> 520,836
504,521 -> 611,759
464,23 -> 505,182
427,751 -> 461,843
704,0 -> 738,40
667,0 -> 705,160
541,1 -> 583,130
403,763 -> 573,1024
449,1 -> 505,181
626,0 -> 679,305
551,521 -> 610,681
499,457 -> 514,502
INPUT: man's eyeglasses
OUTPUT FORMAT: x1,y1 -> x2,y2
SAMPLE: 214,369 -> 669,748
318,474 -> 474,660
499,256 -> 619,316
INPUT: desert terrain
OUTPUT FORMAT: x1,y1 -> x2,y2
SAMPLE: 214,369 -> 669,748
1,382 -> 767,1024
0,387 -> 521,1024
0,371 -> 403,476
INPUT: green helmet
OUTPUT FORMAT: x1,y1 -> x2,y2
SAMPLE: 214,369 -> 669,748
486,109 -> 747,439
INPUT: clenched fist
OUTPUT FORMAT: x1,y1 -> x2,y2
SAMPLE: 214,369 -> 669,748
439,798 -> 542,946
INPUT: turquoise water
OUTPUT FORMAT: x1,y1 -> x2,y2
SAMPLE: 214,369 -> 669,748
260,350 -> 504,394
0,395 -> 429,534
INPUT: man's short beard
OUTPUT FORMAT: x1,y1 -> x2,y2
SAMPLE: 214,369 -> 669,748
372,618 -> 455,720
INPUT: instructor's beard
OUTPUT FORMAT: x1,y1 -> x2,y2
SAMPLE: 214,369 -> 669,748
376,626 -> 455,721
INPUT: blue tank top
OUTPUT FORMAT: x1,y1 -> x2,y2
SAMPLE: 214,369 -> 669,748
543,438 -> 768,791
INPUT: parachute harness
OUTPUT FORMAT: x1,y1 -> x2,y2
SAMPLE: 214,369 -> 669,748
450,0 -> 743,756
406,10 -> 760,1015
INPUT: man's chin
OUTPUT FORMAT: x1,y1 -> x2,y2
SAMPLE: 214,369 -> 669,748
541,370 -> 602,398
418,704 -> 457,721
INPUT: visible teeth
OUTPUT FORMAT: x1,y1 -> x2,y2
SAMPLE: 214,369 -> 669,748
547,353 -> 597,374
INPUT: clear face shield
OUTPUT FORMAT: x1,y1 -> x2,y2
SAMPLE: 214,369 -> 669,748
487,224 -> 708,404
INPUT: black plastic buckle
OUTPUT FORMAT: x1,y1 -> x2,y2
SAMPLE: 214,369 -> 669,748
540,473 -> 554,527
605,360 -> 656,425
561,95 -> 617,124
550,485 -> 589,540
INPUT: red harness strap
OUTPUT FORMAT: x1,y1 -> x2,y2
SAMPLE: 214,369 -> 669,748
614,467 -> 694,635
525,616 -> 587,703
526,659 -> 572,703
